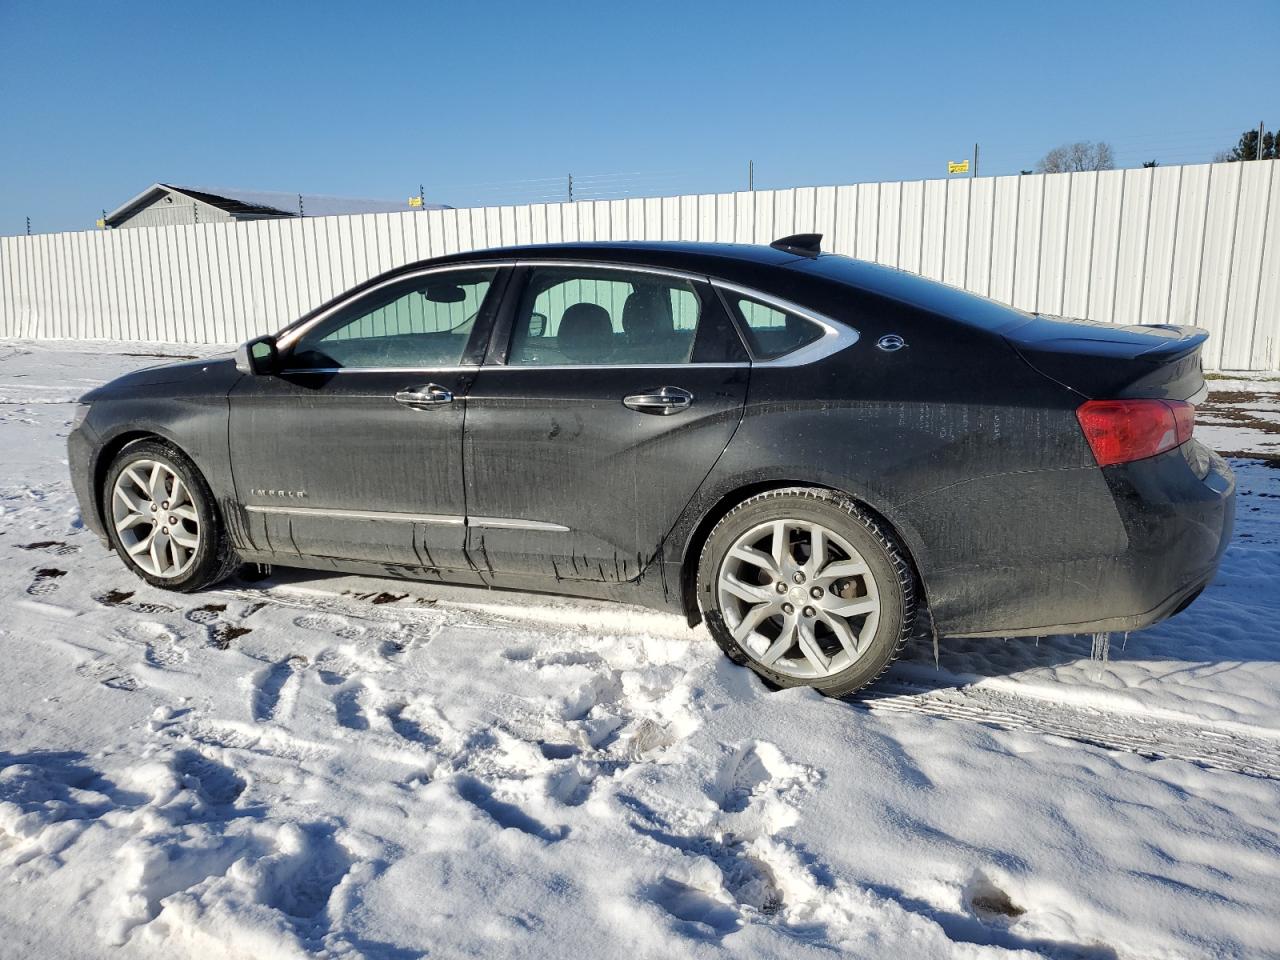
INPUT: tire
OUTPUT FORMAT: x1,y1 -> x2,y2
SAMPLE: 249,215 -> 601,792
696,487 -> 916,697
101,438 -> 238,593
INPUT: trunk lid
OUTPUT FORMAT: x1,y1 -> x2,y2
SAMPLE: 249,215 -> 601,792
1004,314 -> 1208,401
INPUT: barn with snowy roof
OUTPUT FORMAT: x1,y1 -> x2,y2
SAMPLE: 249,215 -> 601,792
102,183 -> 449,229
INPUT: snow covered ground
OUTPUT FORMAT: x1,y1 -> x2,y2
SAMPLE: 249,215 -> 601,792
2,339 -> 1278,960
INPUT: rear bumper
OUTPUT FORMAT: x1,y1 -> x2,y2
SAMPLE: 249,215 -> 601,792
927,442 -> 1235,638
1076,441 -> 1234,633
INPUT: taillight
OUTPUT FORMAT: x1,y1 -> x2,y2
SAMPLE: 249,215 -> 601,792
1076,399 -> 1195,467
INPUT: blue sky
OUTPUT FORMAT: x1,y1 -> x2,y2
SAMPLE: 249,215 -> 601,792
1,0 -> 1276,234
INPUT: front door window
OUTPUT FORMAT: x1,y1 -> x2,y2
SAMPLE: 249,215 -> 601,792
289,269 -> 497,369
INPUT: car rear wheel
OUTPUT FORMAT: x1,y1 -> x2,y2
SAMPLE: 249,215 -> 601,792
103,438 -> 238,592
697,488 -> 916,696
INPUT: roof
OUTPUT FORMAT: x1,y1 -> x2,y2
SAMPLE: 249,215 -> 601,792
433,240 -> 810,271
104,183 -> 449,226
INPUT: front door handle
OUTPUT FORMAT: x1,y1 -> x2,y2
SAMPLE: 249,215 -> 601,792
395,383 -> 454,409
622,386 -> 693,415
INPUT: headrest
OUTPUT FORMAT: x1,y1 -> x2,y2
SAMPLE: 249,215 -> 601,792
622,291 -> 673,337
557,302 -> 613,362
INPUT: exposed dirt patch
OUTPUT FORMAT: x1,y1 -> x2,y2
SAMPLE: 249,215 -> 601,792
1221,451 -> 1280,464
344,589 -> 409,605
209,624 -> 252,650
1202,386 -> 1280,442
1200,406 -> 1280,435
1206,390 -> 1269,404
967,874 -> 1026,920
27,568 -> 67,596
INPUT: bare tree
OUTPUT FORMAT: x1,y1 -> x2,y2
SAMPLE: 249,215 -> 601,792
1035,141 -> 1116,174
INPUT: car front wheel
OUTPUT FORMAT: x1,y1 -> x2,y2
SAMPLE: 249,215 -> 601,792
102,438 -> 238,592
697,488 -> 916,697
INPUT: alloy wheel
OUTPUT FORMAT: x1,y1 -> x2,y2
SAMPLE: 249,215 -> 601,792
111,458 -> 201,578
716,518 -> 881,680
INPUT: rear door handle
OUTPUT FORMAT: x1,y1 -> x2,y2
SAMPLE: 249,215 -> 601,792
622,386 -> 693,415
395,383 -> 454,409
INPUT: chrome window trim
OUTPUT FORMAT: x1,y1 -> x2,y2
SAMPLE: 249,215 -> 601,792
276,261 -> 518,351
277,364 -> 481,375
273,255 -> 858,370
278,361 -> 750,375
1187,383 -> 1209,405
496,362 -> 749,372
712,279 -> 860,367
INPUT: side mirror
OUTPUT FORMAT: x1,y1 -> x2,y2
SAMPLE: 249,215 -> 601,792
235,335 -> 278,375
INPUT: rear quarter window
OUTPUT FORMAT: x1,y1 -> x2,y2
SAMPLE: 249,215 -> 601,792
729,295 -> 824,360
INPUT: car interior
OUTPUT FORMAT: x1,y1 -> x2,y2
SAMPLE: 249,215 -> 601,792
509,276 -> 698,366
287,275 -> 493,370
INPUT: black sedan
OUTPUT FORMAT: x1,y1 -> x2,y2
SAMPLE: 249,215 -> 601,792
67,235 -> 1235,695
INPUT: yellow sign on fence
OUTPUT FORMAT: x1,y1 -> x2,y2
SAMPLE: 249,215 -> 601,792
948,160 -> 970,175
408,196 -> 424,208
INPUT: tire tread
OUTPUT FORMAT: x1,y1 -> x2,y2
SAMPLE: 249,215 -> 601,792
103,438 -> 238,593
697,486 -> 917,696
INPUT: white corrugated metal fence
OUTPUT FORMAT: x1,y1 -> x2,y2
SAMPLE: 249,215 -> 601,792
2,160 -> 1277,370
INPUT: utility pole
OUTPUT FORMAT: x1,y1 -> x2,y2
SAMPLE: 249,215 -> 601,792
567,174 -> 574,203
1260,121 -> 1266,160
972,143 -> 979,178
298,194 -> 304,216
419,184 -> 425,206
26,217 -> 30,236
748,160 -> 754,192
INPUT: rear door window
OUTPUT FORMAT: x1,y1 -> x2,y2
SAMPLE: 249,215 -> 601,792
508,267 -> 702,366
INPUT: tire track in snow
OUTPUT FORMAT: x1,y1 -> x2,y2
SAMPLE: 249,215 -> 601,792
858,680 -> 1280,780
218,583 -> 1280,779
218,585 -> 437,658
216,585 -> 442,630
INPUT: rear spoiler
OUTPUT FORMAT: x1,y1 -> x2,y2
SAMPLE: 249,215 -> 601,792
1007,320 -> 1210,401
1005,317 -> 1209,361
1130,325 -> 1210,362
